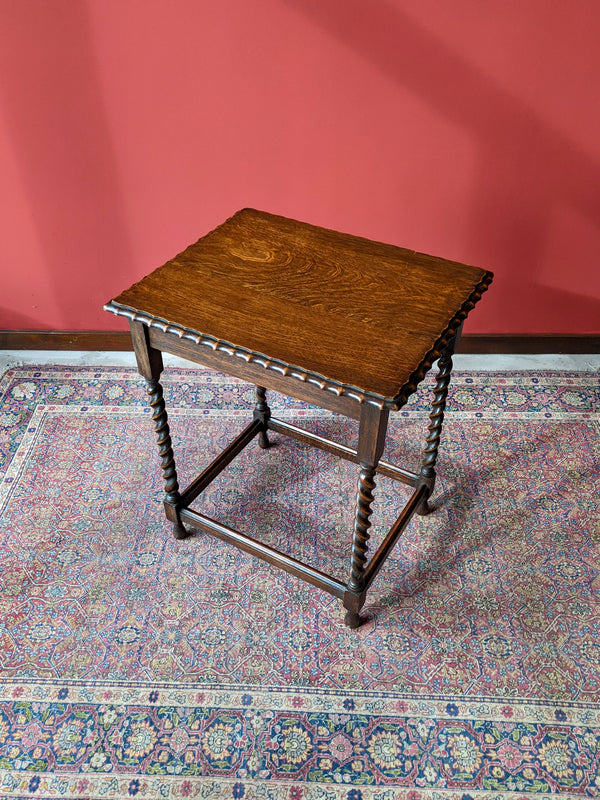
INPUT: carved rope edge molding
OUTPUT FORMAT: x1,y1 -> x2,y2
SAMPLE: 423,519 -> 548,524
104,270 -> 492,413
394,271 -> 494,409
103,301 -> 387,409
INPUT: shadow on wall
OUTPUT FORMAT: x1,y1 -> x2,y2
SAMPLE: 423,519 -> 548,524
0,308 -> 47,330
286,0 -> 600,332
493,285 -> 600,333
0,0 -> 135,329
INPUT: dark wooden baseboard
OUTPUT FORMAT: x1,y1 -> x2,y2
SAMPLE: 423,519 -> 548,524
0,330 -> 134,350
0,330 -> 599,354
460,334 -> 600,354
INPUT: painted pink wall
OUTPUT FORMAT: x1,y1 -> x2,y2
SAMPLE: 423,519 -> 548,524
1,0 -> 599,333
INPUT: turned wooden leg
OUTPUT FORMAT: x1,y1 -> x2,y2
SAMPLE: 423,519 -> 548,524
145,377 -> 189,539
253,386 -> 271,449
416,336 -> 457,516
343,404 -> 389,628
345,465 -> 377,627
129,320 -> 190,540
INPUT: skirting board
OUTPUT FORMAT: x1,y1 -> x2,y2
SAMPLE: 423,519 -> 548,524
0,330 -> 599,354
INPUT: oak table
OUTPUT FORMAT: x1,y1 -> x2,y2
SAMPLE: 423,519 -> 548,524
105,209 -> 493,628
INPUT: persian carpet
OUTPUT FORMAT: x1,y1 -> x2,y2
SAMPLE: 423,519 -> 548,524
0,365 -> 599,800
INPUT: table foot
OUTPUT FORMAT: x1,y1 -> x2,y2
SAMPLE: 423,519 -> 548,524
416,494 -> 433,516
344,610 -> 365,629
172,520 -> 192,540
165,503 -> 193,540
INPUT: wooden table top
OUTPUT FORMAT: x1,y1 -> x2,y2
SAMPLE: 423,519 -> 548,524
105,209 -> 492,405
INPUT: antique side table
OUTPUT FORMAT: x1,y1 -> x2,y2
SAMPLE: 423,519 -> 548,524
105,209 -> 492,628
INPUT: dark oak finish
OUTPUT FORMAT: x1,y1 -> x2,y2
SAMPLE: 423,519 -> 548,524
345,404 -> 390,628
148,326 -> 364,419
106,209 -> 492,409
129,320 -> 189,540
104,209 -> 493,627
415,336 -> 457,515
253,386 -> 271,449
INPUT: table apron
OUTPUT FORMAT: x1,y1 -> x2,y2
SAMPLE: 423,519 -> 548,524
148,327 -> 367,419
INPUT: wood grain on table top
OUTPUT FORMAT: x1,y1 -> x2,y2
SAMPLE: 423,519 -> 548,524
107,209 -> 493,400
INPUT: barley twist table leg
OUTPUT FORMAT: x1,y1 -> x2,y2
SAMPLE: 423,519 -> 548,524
343,404 -> 388,628
146,377 -> 189,539
253,386 -> 271,449
416,345 -> 454,515
345,464 -> 377,628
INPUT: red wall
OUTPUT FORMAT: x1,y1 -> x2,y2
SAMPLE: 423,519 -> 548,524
1,0 -> 599,334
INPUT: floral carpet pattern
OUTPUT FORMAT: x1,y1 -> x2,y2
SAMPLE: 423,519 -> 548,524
0,365 -> 598,799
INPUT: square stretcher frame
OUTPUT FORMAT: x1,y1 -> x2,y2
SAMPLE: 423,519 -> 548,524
120,316 -> 462,629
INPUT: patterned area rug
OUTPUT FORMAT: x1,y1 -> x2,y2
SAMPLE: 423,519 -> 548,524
0,365 -> 598,799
